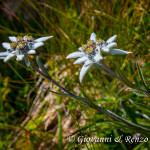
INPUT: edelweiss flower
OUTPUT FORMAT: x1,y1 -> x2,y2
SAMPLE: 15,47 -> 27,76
0,35 -> 53,62
66,33 -> 103,82
66,32 -> 132,82
97,34 -> 132,55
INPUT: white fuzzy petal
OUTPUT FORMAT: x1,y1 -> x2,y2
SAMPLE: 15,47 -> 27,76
16,55 -> 24,61
11,50 -> 18,54
9,36 -> 17,42
109,49 -> 132,55
106,35 -> 117,43
84,60 -> 93,67
90,33 -> 97,42
4,53 -> 15,62
78,47 -> 83,51
23,35 -> 27,40
107,42 -> 117,49
27,50 -> 36,54
94,53 -> 103,62
96,46 -> 101,52
66,52 -> 84,59
79,64 -> 92,83
102,47 -> 109,52
0,52 -> 9,56
74,56 -> 87,64
0,57 -> 5,59
34,36 -> 53,42
2,42 -> 11,49
33,42 -> 44,49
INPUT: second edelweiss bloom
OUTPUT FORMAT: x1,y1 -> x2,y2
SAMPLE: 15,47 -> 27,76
66,32 -> 132,82
97,34 -> 132,55
66,33 -> 103,82
0,35 -> 53,62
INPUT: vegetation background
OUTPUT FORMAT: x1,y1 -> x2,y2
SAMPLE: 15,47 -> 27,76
0,0 -> 150,149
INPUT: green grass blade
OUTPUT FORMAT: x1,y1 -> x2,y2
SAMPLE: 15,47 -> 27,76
136,61 -> 150,93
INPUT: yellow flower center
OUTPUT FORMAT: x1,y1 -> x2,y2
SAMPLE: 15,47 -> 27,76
81,40 -> 96,54
82,44 -> 87,50
17,41 -> 26,50
96,38 -> 103,45
26,35 -> 33,41
10,42 -> 17,48
86,47 -> 94,54
17,36 -> 23,42
87,40 -> 95,45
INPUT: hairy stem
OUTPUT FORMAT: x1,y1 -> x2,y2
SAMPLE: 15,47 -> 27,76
31,64 -> 150,135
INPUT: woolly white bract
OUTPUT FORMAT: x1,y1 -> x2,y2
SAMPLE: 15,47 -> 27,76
66,33 -> 103,82
0,35 -> 53,62
66,32 -> 132,82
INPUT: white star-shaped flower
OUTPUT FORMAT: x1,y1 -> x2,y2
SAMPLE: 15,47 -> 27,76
0,35 -> 53,63
66,33 -> 103,82
1,42 -> 36,62
66,32 -> 132,82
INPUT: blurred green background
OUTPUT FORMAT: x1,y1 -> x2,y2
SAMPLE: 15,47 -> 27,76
0,0 -> 150,149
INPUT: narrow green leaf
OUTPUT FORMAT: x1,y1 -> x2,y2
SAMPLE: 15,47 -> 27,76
121,100 -> 137,124
117,69 -> 135,88
93,63 -> 106,72
117,69 -> 149,95
79,85 -> 91,102
42,86 -> 70,96
135,111 -> 150,121
107,110 -> 150,136
136,61 -> 150,92
36,56 -> 51,78
100,60 -> 122,81
126,88 -> 147,97
129,99 -> 150,114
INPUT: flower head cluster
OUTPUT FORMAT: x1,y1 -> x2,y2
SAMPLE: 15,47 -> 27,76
66,32 -> 132,82
0,35 -> 53,62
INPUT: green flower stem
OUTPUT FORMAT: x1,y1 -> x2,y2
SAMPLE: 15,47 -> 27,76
100,59 -> 122,81
31,63 -> 150,136
32,65 -> 89,104
136,61 -> 150,93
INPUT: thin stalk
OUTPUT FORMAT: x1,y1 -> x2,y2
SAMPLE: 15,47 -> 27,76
136,61 -> 150,93
31,64 -> 150,135
32,65 -> 89,104
42,86 -> 70,96
100,60 -> 122,81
